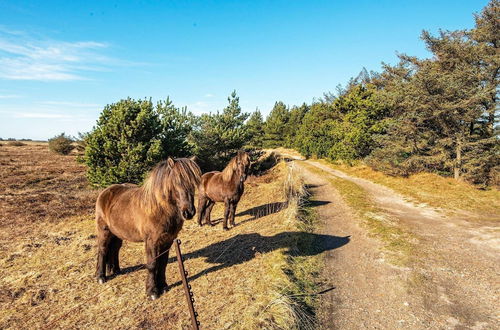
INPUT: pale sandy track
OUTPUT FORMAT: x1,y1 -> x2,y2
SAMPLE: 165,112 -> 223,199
290,158 -> 499,329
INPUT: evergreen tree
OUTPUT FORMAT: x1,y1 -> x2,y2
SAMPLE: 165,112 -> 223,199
328,84 -> 388,161
368,1 -> 499,185
263,101 -> 289,147
296,102 -> 338,158
84,98 -> 192,186
284,103 -> 309,148
156,98 -> 194,157
246,109 -> 265,147
190,90 -> 250,170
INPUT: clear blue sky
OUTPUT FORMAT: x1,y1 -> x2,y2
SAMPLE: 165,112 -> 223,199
0,0 -> 488,140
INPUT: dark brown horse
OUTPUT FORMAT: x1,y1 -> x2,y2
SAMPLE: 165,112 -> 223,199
197,151 -> 251,230
95,157 -> 201,300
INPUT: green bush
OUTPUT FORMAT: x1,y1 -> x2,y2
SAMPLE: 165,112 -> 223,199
83,98 -> 193,187
48,133 -> 74,155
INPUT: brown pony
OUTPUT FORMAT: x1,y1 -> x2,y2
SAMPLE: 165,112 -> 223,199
95,157 -> 201,300
197,151 -> 251,230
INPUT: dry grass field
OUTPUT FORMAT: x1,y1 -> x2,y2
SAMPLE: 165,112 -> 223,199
0,143 -> 322,329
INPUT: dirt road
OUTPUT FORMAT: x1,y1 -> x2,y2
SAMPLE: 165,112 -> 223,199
290,158 -> 499,329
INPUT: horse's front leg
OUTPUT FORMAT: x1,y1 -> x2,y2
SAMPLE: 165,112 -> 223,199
156,240 -> 173,295
229,201 -> 237,227
145,238 -> 160,300
223,199 -> 231,231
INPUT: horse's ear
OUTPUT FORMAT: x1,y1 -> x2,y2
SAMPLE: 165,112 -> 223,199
167,157 -> 175,167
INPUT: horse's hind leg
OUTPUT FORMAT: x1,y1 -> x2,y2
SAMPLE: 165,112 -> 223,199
106,236 -> 122,276
197,195 -> 208,226
204,200 -> 215,226
96,217 -> 112,284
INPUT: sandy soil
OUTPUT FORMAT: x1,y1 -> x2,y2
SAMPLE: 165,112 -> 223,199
293,158 -> 499,329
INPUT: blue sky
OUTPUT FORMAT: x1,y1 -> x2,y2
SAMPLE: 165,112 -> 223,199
0,0 -> 488,140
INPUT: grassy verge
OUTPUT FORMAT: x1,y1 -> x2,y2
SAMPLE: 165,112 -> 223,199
321,160 -> 499,220
301,162 -> 415,267
251,161 -> 322,329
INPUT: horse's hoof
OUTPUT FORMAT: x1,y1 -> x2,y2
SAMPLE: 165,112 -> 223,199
223,227 -> 229,231
149,293 -> 159,301
98,277 -> 106,284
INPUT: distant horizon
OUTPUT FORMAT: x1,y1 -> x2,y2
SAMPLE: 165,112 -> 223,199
0,0 -> 488,140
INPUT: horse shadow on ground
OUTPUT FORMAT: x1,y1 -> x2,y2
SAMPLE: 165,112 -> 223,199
109,199 -> 345,296
209,199 -> 330,225
111,231 -> 350,294
164,231 -> 350,289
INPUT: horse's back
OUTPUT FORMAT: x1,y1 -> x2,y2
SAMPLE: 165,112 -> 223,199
96,183 -> 145,241
201,171 -> 219,184
96,183 -> 138,218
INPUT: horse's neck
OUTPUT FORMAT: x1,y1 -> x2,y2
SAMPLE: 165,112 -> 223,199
225,169 -> 242,189
140,187 -> 177,219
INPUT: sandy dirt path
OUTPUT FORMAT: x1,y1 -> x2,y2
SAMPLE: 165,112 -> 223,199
290,158 -> 499,329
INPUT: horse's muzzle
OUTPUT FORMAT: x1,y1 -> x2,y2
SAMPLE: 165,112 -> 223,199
182,209 -> 195,220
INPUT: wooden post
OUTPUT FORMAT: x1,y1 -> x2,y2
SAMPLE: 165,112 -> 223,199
174,239 -> 200,330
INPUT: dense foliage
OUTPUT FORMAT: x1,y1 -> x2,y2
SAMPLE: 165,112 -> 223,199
189,90 -> 250,170
263,101 -> 289,148
246,109 -> 265,148
83,98 -> 193,187
366,1 -> 499,185
48,133 -> 74,155
296,84 -> 387,162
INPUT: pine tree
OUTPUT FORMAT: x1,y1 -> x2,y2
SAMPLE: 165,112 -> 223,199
296,102 -> 338,158
190,90 -> 249,170
263,101 -> 289,147
84,98 -> 193,186
368,1 -> 499,185
284,103 -> 309,148
246,109 -> 265,147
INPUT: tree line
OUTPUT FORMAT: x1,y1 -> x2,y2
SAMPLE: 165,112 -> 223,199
81,1 -> 498,187
249,1 -> 499,187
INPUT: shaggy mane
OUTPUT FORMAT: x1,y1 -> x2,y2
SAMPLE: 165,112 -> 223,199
141,158 -> 201,215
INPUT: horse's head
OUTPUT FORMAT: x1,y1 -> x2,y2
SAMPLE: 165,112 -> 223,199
166,157 -> 201,220
236,151 -> 251,182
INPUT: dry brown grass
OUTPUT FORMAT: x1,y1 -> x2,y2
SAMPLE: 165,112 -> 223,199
0,143 -> 96,239
312,160 -> 500,221
1,145 -> 319,329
